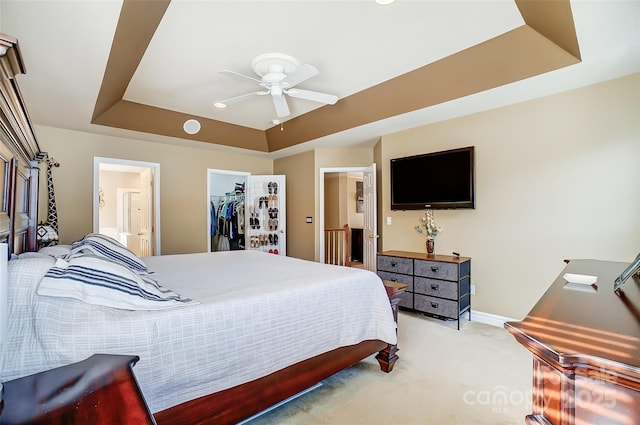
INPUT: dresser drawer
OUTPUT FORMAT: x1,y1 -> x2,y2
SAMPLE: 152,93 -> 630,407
414,294 -> 459,319
414,277 -> 457,299
415,259 -> 458,281
378,271 -> 413,292
377,255 -> 413,275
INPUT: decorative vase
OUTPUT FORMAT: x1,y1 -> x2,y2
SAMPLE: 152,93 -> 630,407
426,238 -> 435,254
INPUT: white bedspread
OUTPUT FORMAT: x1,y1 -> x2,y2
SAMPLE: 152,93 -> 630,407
2,251 -> 397,413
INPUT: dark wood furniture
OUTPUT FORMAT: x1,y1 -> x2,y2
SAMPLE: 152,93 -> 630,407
0,354 -> 155,425
377,251 -> 471,329
505,259 -> 640,425
0,33 -> 42,254
376,280 -> 408,372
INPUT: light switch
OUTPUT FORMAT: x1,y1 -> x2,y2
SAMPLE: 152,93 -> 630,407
306,217 -> 313,223
386,216 -> 392,225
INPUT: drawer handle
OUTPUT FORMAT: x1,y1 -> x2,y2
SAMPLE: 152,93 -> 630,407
431,302 -> 439,309
391,261 -> 398,267
431,266 -> 439,273
431,284 -> 439,290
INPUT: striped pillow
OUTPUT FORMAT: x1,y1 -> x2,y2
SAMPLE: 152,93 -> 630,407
71,233 -> 152,275
38,255 -> 197,310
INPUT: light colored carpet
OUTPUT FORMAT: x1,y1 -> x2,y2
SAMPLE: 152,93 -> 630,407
249,311 -> 532,425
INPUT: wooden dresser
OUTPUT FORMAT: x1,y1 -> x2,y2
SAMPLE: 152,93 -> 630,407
0,354 -> 155,424
505,259 -> 640,425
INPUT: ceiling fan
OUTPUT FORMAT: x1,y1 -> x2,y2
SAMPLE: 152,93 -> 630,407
214,53 -> 338,118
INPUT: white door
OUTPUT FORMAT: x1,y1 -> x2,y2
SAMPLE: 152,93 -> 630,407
245,175 -> 286,256
363,163 -> 377,271
138,168 -> 153,257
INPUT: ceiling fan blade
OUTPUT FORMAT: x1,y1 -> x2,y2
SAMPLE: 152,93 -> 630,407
272,95 -> 290,117
219,69 -> 263,84
281,64 -> 319,88
285,88 -> 338,105
215,90 -> 268,107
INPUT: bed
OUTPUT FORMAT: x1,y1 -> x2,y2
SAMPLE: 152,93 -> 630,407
0,35 -> 400,425
2,242 -> 398,423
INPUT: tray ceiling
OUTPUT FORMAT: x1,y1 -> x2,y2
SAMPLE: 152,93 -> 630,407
1,1 -> 638,157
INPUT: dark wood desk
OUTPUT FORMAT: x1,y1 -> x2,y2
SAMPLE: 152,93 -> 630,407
505,259 -> 640,425
0,354 -> 155,425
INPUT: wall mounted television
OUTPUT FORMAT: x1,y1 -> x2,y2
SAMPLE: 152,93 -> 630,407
390,146 -> 475,210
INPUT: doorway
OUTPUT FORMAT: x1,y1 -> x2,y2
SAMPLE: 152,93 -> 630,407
319,165 -> 377,271
93,157 -> 161,256
207,168 -> 249,252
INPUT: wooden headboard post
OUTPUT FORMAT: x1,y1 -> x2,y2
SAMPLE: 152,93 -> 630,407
0,33 -> 42,254
7,157 -> 18,255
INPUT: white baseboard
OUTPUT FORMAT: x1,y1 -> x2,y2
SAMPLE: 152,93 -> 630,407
470,310 -> 518,328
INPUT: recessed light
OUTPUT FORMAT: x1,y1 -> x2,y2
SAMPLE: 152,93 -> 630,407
183,119 -> 201,135
375,0 -> 396,5
214,102 -> 227,109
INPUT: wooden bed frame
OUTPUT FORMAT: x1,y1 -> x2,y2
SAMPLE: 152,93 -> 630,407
0,33 -> 402,425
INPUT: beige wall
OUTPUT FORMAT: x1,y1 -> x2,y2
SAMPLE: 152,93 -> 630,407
323,174 -> 341,228
324,173 -> 364,230
377,74 -> 640,319
274,150 -> 315,261
98,170 -> 140,229
36,125 -> 272,254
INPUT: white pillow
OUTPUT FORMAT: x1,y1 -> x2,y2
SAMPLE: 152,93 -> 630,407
37,255 -> 197,310
38,244 -> 72,258
18,252 -> 51,259
70,233 -> 152,275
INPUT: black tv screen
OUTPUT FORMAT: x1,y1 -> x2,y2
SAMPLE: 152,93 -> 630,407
390,146 -> 475,210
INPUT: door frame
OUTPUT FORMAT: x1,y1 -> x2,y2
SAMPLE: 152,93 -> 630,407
93,157 -> 161,255
319,166 -> 371,265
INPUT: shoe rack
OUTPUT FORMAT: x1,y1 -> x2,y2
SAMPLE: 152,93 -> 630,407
245,175 -> 286,255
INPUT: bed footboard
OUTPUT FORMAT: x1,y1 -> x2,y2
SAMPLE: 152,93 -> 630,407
376,280 -> 408,373
154,280 -> 404,425
153,339 -> 387,425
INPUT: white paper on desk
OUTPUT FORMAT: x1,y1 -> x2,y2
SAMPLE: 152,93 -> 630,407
563,273 -> 597,285
563,273 -> 598,293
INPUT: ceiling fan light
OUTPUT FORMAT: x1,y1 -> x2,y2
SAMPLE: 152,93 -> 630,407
214,102 -> 227,109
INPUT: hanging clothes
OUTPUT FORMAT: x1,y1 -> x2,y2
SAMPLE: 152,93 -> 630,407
211,193 -> 245,251
210,201 -> 216,236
